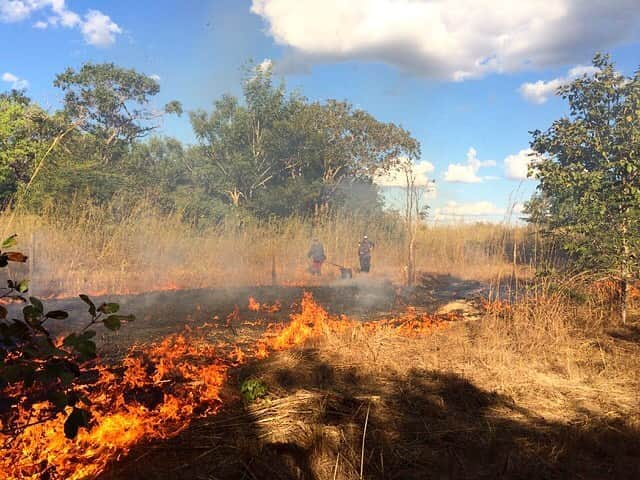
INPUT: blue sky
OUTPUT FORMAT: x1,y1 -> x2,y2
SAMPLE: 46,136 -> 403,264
2,0 -> 640,222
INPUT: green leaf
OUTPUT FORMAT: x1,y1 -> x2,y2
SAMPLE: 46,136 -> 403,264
17,279 -> 29,293
64,407 -> 91,439
98,302 -> 119,314
63,332 -> 97,360
0,364 -> 36,385
29,297 -> 44,314
103,316 -> 121,331
1,235 -> 17,249
23,305 -> 42,324
79,294 -> 96,316
45,310 -> 69,320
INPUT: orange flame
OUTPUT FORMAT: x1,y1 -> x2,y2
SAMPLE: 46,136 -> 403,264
0,292 -> 446,479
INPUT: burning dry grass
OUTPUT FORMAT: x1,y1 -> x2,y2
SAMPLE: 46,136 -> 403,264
0,292 -> 448,479
100,290 -> 639,479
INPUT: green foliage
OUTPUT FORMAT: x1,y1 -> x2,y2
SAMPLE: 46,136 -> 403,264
190,62 -> 419,217
54,63 -> 181,152
2,60 -> 420,222
0,236 -> 134,438
240,377 -> 268,404
529,53 -> 640,318
0,91 -> 54,207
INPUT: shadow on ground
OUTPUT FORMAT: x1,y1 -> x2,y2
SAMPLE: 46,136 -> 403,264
101,348 -> 640,480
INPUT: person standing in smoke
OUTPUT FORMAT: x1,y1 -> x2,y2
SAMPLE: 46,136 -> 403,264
358,235 -> 374,273
307,238 -> 326,276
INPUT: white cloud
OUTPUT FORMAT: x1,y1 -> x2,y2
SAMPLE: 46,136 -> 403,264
149,74 -> 161,82
2,71 -> 29,89
443,147 -> 496,183
433,200 -> 505,222
0,0 -> 31,21
375,160 -> 434,187
519,64 -> 599,104
250,0 -> 640,79
2,72 -> 17,82
80,10 -> 121,47
504,148 -> 541,180
0,1 -> 120,47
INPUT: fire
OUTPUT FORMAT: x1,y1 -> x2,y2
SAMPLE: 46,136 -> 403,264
248,296 -> 261,311
1,292 -> 446,479
1,335 -> 228,480
481,298 -> 511,315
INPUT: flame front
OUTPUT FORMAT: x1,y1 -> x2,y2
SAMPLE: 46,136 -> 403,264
1,292 -> 447,479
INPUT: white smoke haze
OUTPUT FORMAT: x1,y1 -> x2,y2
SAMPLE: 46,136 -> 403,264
375,159 -> 435,187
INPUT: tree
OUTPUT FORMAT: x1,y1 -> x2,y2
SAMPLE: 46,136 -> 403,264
0,91 -> 53,207
190,63 -> 293,208
530,53 -> 640,323
190,64 -> 420,218
54,63 -> 182,162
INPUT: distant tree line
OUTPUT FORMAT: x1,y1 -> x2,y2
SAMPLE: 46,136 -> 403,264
0,62 -> 419,225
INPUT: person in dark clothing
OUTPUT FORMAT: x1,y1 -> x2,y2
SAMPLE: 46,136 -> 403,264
307,238 -> 326,275
358,235 -> 374,273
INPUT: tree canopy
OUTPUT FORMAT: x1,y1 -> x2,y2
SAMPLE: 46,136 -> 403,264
0,62 -> 420,225
528,53 -> 640,321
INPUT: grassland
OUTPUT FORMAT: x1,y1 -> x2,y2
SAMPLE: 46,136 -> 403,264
2,205 -> 638,479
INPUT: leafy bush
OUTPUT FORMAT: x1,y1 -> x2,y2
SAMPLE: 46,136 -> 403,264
0,234 -> 134,438
240,378 -> 268,404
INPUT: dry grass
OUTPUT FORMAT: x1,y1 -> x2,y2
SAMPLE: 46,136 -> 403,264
1,201 -> 529,297
101,283 -> 640,479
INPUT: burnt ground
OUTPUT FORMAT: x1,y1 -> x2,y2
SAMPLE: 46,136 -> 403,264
30,273 -> 489,350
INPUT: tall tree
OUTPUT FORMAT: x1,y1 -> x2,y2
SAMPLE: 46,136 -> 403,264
54,63 -> 182,162
190,64 -> 420,217
530,53 -> 640,323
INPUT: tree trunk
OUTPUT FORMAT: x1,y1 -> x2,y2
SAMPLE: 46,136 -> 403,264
620,278 -> 628,325
407,234 -> 416,287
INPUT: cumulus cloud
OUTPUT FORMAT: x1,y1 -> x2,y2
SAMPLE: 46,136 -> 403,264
250,0 -> 640,79
375,160 -> 435,187
0,0 -> 31,21
432,200 -> 506,222
519,64 -> 599,104
0,0 -> 120,47
504,148 -> 541,180
149,74 -> 161,82
81,10 -> 121,47
2,71 -> 29,89
443,148 -> 496,183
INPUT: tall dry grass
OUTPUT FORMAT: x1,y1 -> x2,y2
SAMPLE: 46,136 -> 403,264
0,198 -> 531,297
